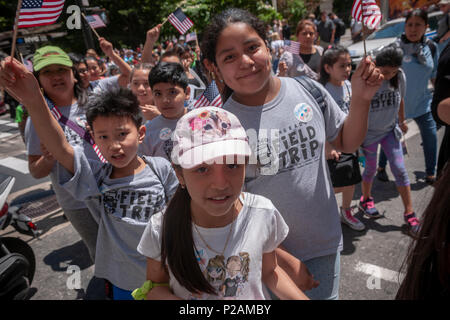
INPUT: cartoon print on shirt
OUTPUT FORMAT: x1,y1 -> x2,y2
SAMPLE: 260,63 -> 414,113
221,253 -> 250,299
204,255 -> 227,295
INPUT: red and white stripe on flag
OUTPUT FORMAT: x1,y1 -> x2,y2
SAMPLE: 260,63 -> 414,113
351,0 -> 382,29
168,8 -> 194,34
284,40 -> 300,55
18,0 -> 65,29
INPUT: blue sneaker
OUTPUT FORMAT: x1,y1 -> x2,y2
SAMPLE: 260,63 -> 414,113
359,196 -> 382,219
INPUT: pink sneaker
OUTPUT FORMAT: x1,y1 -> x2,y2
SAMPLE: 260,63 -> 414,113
340,207 -> 365,231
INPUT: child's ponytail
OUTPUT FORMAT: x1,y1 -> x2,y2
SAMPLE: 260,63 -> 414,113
161,185 -> 216,295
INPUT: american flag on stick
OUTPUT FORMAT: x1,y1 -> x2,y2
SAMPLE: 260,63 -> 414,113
351,0 -> 382,30
85,14 -> 106,29
17,0 -> 65,28
168,8 -> 194,34
186,32 -> 197,43
193,81 -> 223,109
284,40 -> 300,55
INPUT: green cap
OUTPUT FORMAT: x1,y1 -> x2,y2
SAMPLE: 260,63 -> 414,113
33,46 -> 73,72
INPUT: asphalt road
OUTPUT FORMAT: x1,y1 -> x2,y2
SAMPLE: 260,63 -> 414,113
0,106 -> 445,300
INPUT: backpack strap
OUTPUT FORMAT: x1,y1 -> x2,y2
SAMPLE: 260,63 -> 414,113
293,76 -> 327,114
426,38 -> 437,59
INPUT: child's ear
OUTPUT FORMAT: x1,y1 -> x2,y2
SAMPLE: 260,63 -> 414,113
323,64 -> 332,75
138,124 -> 146,143
184,86 -> 191,101
173,166 -> 185,186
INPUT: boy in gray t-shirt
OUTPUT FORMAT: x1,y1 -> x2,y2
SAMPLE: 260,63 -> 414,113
9,72 -> 178,297
140,62 -> 191,160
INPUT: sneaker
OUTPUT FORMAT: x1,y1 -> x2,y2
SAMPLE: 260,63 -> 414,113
376,168 -> 389,182
404,212 -> 420,235
359,196 -> 382,219
340,207 -> 365,231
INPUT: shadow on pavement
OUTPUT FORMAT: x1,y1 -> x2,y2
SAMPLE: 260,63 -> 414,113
43,240 -> 93,272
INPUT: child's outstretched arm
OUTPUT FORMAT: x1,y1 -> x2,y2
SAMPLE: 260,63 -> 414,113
262,251 -> 309,300
0,57 -> 75,174
142,24 -> 162,64
145,258 -> 181,300
98,37 -> 131,88
331,56 -> 384,153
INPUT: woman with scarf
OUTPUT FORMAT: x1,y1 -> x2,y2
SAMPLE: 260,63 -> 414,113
277,19 -> 323,81
394,9 -> 440,184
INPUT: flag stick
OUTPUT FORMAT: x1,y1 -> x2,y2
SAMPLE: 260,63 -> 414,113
10,0 -> 23,60
81,13 -> 101,40
362,2 -> 367,56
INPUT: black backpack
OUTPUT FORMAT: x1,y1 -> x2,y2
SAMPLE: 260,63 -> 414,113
335,19 -> 346,37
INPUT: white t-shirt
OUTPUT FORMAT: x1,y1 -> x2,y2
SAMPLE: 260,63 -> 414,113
137,192 -> 289,300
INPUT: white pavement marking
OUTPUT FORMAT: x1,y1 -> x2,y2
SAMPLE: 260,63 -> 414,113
0,132 -> 13,139
0,156 -> 29,174
355,261 -> 405,283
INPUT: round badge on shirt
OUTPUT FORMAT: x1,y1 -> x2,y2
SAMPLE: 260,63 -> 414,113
294,103 -> 313,123
159,127 -> 172,141
403,55 -> 412,63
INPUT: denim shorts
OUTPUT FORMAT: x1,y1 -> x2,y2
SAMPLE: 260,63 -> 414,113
303,251 -> 341,300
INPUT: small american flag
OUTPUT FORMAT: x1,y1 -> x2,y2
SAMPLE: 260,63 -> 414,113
352,0 -> 382,30
284,40 -> 300,55
18,0 -> 65,29
168,8 -> 194,34
85,14 -> 106,29
193,81 -> 223,109
186,32 -> 197,43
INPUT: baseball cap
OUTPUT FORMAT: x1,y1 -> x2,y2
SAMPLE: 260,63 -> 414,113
171,107 -> 251,169
33,46 -> 73,72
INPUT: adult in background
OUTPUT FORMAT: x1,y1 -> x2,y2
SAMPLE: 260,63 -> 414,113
277,19 -> 324,81
435,0 -> 450,51
282,19 -> 291,40
431,41 -> 450,177
317,11 -> 335,49
396,9 -> 440,184
329,12 -> 345,44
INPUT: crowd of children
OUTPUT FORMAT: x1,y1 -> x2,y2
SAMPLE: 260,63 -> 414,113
0,6 -> 448,301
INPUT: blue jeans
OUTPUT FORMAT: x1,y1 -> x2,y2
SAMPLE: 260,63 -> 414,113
414,111 -> 438,176
303,251 -> 340,300
379,112 -> 437,176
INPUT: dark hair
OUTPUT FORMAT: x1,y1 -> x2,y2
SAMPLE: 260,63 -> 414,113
129,63 -> 153,82
85,87 -> 143,131
161,49 -> 181,62
396,165 -> 450,299
85,55 -> 101,67
405,8 -> 428,25
161,183 -> 217,295
148,62 -> 188,90
375,45 -> 403,89
201,8 -> 267,102
319,45 -> 350,85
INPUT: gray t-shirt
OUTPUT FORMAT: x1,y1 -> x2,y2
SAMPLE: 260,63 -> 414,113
139,115 -> 179,161
138,192 -> 288,300
223,77 -> 346,261
57,148 -> 179,290
363,69 -> 406,146
89,75 -> 120,94
25,102 -> 99,211
317,18 -> 335,43
325,80 -> 352,114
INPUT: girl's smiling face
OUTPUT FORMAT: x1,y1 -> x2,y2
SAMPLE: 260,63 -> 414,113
38,64 -> 76,101
130,69 -> 153,106
214,22 -> 273,104
176,158 -> 245,228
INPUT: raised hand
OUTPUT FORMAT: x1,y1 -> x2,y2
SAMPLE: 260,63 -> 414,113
0,57 -> 42,106
351,55 -> 384,102
146,24 -> 162,44
99,37 -> 114,57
